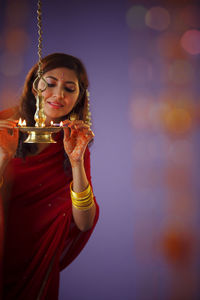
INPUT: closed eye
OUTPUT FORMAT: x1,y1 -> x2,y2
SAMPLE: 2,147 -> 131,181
64,87 -> 75,93
47,83 -> 55,87
47,83 -> 75,92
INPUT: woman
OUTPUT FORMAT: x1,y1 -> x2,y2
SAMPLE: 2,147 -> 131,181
0,53 -> 99,299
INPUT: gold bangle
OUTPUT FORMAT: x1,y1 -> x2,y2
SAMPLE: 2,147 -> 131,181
72,199 -> 94,211
70,181 -> 91,199
72,201 -> 94,211
70,181 -> 95,211
0,176 -> 3,188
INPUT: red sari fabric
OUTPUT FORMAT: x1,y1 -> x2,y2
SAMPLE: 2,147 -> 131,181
1,134 -> 99,300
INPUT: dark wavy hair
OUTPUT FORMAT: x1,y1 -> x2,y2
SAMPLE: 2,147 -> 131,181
16,53 -> 90,169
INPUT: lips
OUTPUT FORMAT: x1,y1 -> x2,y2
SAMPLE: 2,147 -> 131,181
47,101 -> 64,109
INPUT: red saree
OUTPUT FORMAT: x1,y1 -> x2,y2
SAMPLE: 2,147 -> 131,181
1,133 -> 99,300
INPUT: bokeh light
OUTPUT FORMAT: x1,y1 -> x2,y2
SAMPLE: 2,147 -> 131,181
129,95 -> 155,130
4,28 -> 30,54
163,107 -> 192,135
126,5 -> 147,30
181,29 -> 200,55
145,6 -> 170,31
161,228 -> 193,265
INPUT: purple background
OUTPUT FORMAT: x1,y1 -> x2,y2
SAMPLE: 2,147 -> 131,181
1,0 -> 200,299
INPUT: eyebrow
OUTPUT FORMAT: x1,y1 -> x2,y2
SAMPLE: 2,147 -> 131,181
45,76 -> 76,85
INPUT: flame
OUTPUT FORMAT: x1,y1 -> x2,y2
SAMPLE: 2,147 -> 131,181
60,121 -> 63,127
18,118 -> 22,126
50,121 -> 54,126
18,118 -> 26,127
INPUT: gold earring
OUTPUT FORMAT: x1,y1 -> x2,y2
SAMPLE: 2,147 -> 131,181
85,89 -> 92,127
69,112 -> 78,121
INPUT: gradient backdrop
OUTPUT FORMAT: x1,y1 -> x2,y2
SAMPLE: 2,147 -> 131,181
0,0 -> 200,299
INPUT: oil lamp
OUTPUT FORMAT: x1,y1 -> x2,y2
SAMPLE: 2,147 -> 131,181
17,0 -> 62,143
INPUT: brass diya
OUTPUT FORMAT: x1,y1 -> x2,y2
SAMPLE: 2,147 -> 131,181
18,77 -> 62,144
17,0 -> 62,144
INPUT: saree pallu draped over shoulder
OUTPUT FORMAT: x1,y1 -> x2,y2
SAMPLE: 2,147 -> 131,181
0,126 -> 99,300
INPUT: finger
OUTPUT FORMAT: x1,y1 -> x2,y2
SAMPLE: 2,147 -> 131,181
62,120 -> 71,126
73,123 -> 90,131
85,131 -> 94,143
79,127 -> 94,137
68,120 -> 84,128
8,119 -> 19,124
0,122 -> 17,129
63,127 -> 70,141
70,127 -> 78,139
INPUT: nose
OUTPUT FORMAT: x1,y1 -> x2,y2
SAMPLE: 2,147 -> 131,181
55,87 -> 65,99
61,89 -> 64,99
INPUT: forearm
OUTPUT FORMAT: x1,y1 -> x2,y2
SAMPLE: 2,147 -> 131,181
71,160 -> 96,232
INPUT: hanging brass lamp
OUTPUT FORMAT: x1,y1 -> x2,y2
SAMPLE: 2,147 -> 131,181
17,0 -> 62,143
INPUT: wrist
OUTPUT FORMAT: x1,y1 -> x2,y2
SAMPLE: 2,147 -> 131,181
70,158 -> 84,169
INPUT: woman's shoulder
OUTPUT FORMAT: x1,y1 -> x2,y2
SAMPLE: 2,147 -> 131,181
0,106 -> 20,120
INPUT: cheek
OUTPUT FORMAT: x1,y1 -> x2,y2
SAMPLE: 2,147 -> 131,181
42,90 -> 51,100
67,95 -> 79,106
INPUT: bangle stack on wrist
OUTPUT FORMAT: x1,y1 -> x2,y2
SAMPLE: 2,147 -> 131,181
70,181 -> 94,211
0,176 -> 3,188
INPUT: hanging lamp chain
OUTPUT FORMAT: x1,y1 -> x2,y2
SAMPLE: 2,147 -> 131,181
37,0 -> 43,78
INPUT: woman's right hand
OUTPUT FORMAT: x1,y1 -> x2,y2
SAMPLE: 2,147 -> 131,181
0,120 -> 19,162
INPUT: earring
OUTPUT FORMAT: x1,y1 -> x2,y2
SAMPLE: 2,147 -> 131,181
69,111 -> 78,121
85,89 -> 92,127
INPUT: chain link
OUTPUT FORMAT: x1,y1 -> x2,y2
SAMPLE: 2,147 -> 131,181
37,0 -> 43,77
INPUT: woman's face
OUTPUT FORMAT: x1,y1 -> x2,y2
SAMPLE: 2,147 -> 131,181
36,67 -> 80,124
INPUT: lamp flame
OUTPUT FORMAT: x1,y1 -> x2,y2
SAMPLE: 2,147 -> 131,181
18,118 -> 26,127
60,121 -> 63,127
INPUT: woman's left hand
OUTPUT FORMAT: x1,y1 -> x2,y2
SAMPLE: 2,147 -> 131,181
62,120 -> 94,167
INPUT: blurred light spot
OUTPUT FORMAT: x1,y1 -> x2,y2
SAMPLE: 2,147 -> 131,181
163,107 -> 192,135
5,28 -> 30,54
129,57 -> 153,84
168,140 -> 194,166
168,60 -> 194,84
148,102 -> 169,131
0,53 -> 23,76
129,96 -> 154,130
161,228 -> 193,265
181,29 -> 200,55
126,5 -> 147,30
145,6 -> 170,31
